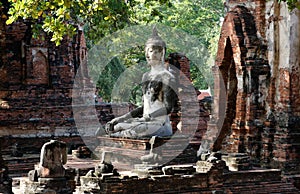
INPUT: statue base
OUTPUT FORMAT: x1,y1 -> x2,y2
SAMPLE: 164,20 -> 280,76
96,135 -> 194,167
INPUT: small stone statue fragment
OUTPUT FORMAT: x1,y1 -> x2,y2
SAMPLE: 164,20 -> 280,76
94,151 -> 115,177
85,151 -> 118,178
38,140 -> 67,178
25,140 -> 75,194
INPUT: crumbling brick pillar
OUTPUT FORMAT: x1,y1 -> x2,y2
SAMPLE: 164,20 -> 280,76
209,0 -> 300,175
206,5 -> 270,161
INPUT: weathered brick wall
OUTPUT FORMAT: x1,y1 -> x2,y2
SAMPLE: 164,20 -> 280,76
167,53 -> 209,142
0,19 -> 83,137
206,4 -> 269,153
265,1 -> 300,175
77,164 -> 299,194
209,0 -> 300,175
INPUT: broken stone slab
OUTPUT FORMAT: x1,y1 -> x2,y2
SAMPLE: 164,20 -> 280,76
76,173 -> 123,194
196,161 -> 214,173
132,163 -> 162,178
227,163 -> 251,171
79,176 -> 100,191
221,153 -> 251,171
101,174 -> 122,183
162,164 -> 195,175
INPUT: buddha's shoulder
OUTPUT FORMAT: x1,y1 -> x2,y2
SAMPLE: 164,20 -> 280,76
158,70 -> 175,82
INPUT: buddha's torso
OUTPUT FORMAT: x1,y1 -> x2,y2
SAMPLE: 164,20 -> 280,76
142,70 -> 173,121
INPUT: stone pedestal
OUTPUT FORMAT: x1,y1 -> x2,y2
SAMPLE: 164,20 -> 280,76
96,135 -> 194,167
76,176 -> 100,194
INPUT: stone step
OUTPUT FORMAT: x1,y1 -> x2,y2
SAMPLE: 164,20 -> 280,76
3,154 -> 40,177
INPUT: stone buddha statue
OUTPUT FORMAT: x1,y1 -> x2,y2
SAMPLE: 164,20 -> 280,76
105,27 -> 178,138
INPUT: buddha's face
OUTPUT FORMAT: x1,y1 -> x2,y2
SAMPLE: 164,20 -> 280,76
145,45 -> 164,65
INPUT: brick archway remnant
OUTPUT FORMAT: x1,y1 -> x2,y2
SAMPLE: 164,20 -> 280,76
200,5 -> 270,158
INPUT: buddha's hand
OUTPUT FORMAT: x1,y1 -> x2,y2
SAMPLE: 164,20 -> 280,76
104,115 -> 127,134
105,121 -> 114,134
105,118 -> 118,134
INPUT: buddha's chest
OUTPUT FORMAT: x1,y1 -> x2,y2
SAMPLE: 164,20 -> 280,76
143,80 -> 163,103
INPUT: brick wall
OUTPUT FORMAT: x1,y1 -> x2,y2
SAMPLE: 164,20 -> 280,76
77,163 -> 299,193
206,4 -> 269,153
266,1 -> 300,174
0,19 -> 83,137
167,53 -> 209,143
209,0 -> 300,175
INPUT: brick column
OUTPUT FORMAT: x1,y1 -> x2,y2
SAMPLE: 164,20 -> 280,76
167,53 -> 198,138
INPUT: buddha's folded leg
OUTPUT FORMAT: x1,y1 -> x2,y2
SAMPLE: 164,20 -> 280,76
124,123 -> 172,138
110,122 -> 140,138
110,120 -> 172,138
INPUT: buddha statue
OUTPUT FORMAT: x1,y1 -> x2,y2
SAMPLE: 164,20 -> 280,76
105,27 -> 178,138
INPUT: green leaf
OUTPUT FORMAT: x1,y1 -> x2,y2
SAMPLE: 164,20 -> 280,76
6,17 -> 15,25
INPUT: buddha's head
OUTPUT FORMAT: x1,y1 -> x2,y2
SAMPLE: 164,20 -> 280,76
145,27 -> 166,65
